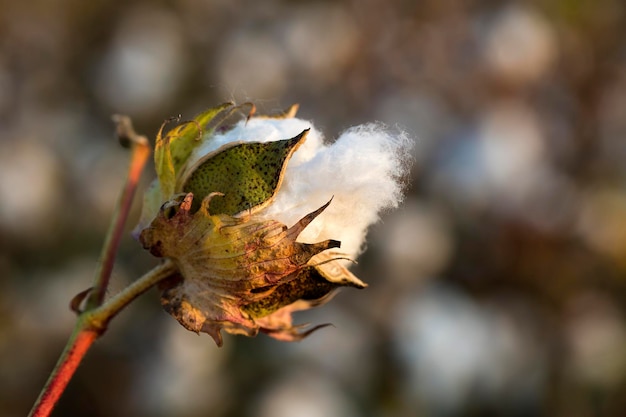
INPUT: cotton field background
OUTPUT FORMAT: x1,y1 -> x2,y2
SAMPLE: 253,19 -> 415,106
2,1 -> 626,416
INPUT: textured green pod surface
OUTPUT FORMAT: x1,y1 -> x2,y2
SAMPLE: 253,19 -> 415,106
139,103 -> 305,232
154,102 -> 237,197
182,129 -> 309,215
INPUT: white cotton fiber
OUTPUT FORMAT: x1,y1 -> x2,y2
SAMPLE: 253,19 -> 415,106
187,117 -> 412,259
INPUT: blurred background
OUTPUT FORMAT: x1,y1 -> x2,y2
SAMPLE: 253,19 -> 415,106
2,0 -> 626,416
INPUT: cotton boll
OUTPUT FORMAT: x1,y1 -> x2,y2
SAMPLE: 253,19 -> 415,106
187,116 -> 411,259
392,286 -> 548,414
254,370 -> 359,417
262,123 -> 412,258
137,109 -> 410,346
0,138 -> 62,240
482,6 -> 556,86
564,293 -> 626,389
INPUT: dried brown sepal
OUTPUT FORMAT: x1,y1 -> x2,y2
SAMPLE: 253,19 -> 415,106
139,193 -> 365,346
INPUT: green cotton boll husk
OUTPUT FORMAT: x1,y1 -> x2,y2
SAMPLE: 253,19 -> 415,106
181,133 -> 307,215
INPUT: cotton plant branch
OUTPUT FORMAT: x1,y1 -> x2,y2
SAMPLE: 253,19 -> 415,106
28,117 -> 177,417
85,115 -> 151,309
27,102 -> 411,416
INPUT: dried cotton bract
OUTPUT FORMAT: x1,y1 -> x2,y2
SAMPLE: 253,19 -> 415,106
135,103 -> 411,346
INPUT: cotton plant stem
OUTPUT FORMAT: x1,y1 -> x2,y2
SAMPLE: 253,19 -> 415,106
86,115 -> 151,309
88,259 -> 177,331
28,326 -> 99,417
28,115 -> 163,417
28,261 -> 178,417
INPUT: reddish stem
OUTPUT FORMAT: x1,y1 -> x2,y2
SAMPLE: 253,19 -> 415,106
30,328 -> 99,417
28,261 -> 177,417
95,153 -> 147,301
28,115 -> 152,417
87,117 -> 150,308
